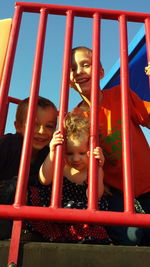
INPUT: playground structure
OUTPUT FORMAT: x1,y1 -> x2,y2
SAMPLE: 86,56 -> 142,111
0,2 -> 150,267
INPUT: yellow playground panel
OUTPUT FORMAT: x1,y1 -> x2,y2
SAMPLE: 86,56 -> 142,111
0,18 -> 12,84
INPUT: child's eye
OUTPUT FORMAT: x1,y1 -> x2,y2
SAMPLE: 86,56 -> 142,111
46,125 -> 54,129
80,152 -> 86,155
83,63 -> 90,67
66,152 -> 73,156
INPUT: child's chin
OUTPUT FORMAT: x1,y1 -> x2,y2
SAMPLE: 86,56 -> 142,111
33,143 -> 46,151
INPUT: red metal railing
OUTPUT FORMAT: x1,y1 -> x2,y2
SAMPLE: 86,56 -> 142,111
0,2 -> 150,266
119,15 -> 135,213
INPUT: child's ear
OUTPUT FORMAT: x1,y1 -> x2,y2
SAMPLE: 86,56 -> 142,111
100,67 -> 104,79
87,151 -> 90,157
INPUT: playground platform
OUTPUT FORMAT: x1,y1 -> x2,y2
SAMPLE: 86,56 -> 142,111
0,241 -> 150,267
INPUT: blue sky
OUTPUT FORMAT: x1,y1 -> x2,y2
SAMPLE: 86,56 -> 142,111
0,0 -> 149,144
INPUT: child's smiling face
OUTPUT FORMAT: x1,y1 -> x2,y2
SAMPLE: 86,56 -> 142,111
70,47 -> 104,100
70,49 -> 92,100
16,106 -> 57,153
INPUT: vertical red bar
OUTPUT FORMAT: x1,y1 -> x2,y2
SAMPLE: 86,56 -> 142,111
7,221 -> 23,266
14,8 -> 48,206
0,5 -> 22,135
51,10 -> 74,208
145,18 -> 150,87
8,9 -> 48,266
119,15 -> 134,213
88,12 -> 101,210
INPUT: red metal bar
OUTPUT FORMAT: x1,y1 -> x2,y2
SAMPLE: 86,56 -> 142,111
14,8 -> 48,206
8,8 -> 48,266
0,5 -> 22,135
0,98 -> 21,136
145,18 -> 150,61
8,96 -> 21,105
88,12 -> 101,210
51,10 -> 74,208
0,204 -> 150,227
1,100 -> 9,136
0,5 -> 149,267
145,17 -> 150,87
8,221 -> 22,266
15,2 -> 150,23
119,15 -> 134,213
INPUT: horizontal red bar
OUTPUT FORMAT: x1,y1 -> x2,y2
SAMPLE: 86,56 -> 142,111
0,205 -> 150,227
8,96 -> 21,104
16,2 -> 150,22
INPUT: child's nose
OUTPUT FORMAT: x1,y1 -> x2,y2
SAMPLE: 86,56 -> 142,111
73,154 -> 80,161
76,65 -> 83,74
38,125 -> 45,134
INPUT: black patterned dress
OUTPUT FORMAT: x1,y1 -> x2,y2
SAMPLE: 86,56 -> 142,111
25,177 -> 111,244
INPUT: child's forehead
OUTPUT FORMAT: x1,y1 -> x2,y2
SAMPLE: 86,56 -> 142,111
36,106 -> 57,119
72,49 -> 92,62
23,105 -> 57,122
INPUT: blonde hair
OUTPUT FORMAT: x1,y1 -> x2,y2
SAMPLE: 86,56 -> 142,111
64,109 -> 90,141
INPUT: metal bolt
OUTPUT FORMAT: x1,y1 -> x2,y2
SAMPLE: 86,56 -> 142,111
8,262 -> 17,267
